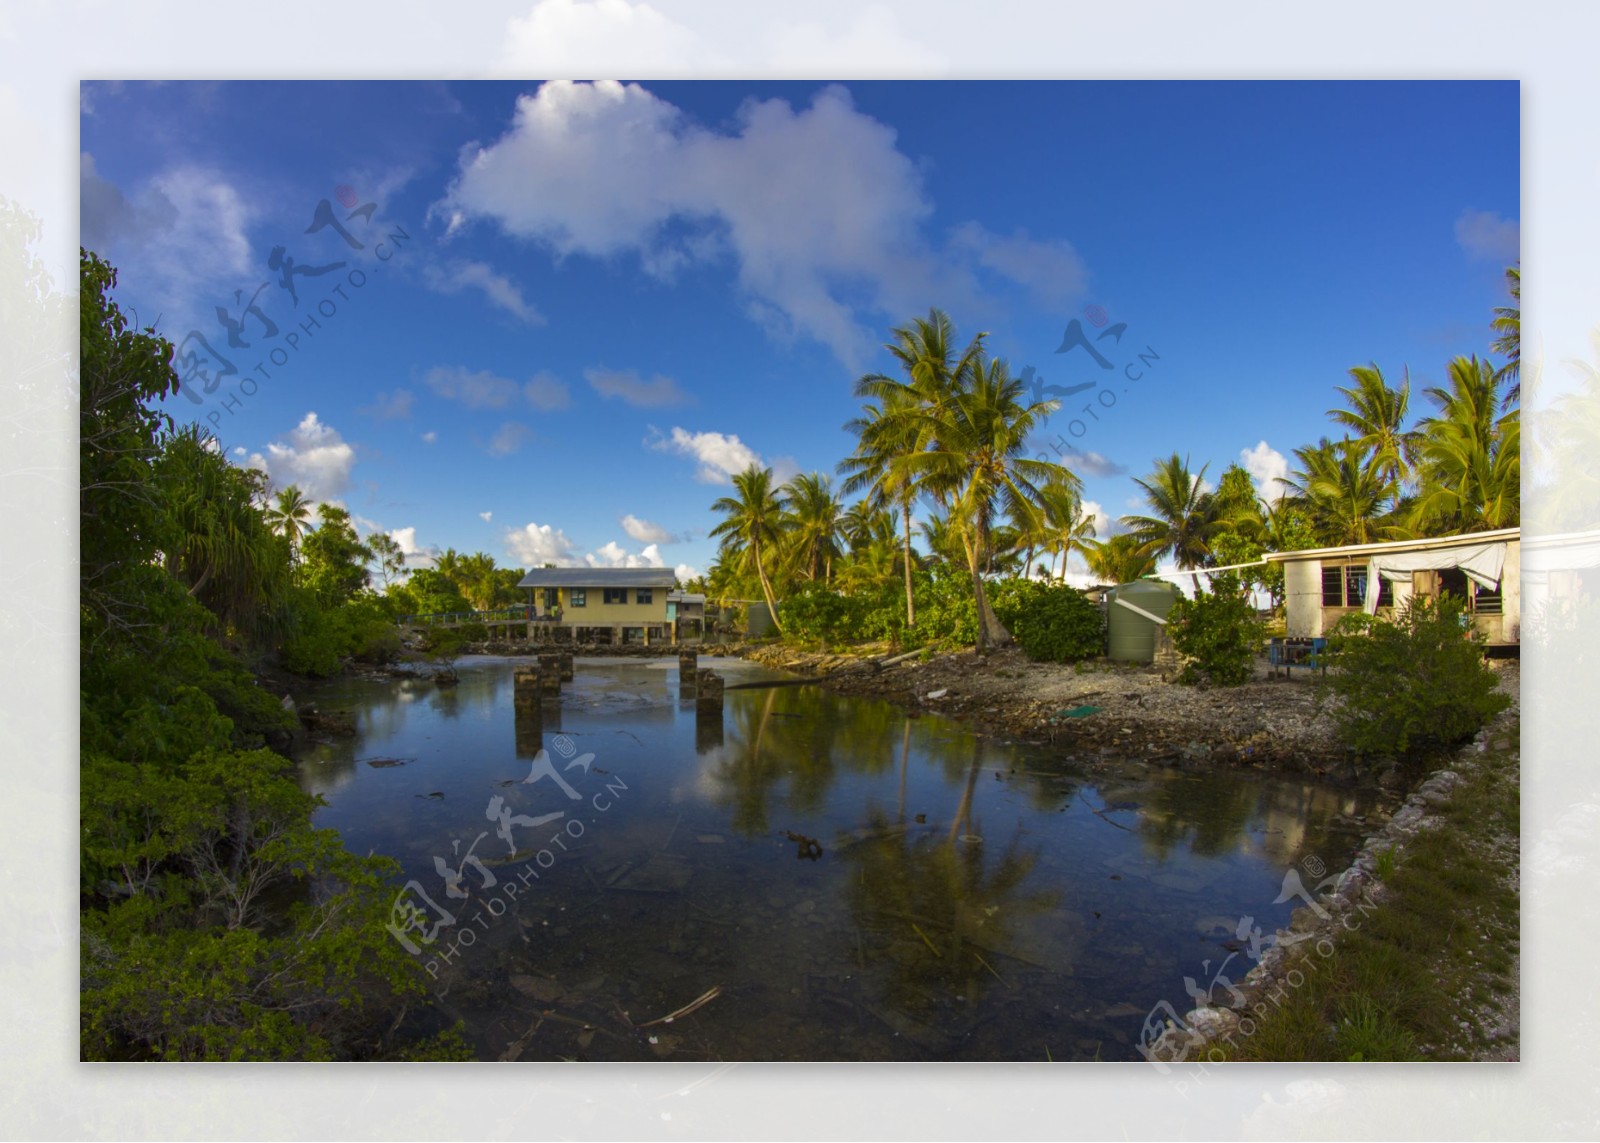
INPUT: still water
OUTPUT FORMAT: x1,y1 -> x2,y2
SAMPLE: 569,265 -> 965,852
297,655 -> 1386,1061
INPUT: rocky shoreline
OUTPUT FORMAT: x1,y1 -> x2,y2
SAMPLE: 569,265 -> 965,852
742,642 -> 1361,776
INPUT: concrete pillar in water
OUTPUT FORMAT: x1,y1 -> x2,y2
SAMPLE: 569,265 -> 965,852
557,651 -> 574,681
678,650 -> 698,683
695,668 -> 724,714
514,666 -> 542,708
538,653 -> 562,691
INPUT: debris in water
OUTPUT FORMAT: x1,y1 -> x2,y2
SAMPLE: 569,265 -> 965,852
639,984 -> 723,1028
361,756 -> 412,768
783,830 -> 823,861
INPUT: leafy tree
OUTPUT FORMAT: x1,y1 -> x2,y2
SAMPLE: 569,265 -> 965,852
709,465 -> 789,633
298,504 -> 372,606
1409,356 -> 1519,533
989,579 -> 1105,662
367,531 -> 406,588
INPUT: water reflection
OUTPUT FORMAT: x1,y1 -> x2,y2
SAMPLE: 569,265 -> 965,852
294,657 -> 1393,1061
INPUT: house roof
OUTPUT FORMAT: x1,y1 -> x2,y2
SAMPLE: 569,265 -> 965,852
517,568 -> 677,589
1262,527 -> 1520,563
667,591 -> 706,603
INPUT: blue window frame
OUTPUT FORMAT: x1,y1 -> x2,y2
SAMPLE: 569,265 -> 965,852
637,588 -> 653,604
569,589 -> 586,607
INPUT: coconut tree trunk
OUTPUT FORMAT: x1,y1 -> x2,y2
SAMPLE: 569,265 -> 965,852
901,496 -> 917,630
964,513 -> 1012,654
753,541 -> 783,633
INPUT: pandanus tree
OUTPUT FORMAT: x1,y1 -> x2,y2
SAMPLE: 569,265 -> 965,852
709,464 -> 789,633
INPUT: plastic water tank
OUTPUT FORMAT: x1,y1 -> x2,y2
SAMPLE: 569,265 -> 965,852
1107,579 -> 1179,662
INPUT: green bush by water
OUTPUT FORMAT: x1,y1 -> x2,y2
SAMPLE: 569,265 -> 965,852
1320,594 -> 1510,757
1167,573 -> 1261,686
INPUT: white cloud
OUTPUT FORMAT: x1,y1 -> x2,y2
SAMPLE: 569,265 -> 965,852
674,563 -> 699,584
1241,440 -> 1291,505
586,540 -> 665,568
1455,208 -> 1520,263
390,526 -> 440,568
80,153 -> 257,327
1079,498 -> 1113,538
421,431 -> 438,444
247,412 -> 356,501
420,256 -> 544,324
425,364 -> 519,409
439,81 -> 1078,367
620,513 -> 677,544
525,371 -> 572,410
479,511 -> 494,523
487,421 -> 532,457
585,367 -> 688,408
361,388 -> 414,420
505,521 -> 581,566
231,446 -> 246,458
648,425 -> 763,483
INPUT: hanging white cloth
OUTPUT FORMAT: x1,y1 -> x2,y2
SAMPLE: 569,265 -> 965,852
1363,542 -> 1508,614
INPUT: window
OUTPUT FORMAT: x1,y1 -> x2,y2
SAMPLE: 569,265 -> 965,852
637,588 -> 653,605
603,588 -> 627,605
1345,566 -> 1394,609
1322,566 -> 1344,606
543,588 -> 559,610
1473,582 -> 1503,615
569,589 -> 586,607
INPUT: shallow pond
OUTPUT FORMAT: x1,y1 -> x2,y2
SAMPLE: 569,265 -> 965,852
297,655 -> 1389,1061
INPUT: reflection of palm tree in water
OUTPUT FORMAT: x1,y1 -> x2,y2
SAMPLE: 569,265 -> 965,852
843,745 -> 1057,1019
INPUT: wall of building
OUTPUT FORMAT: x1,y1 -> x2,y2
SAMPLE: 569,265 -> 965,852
1284,558 -> 1323,637
554,586 -> 669,626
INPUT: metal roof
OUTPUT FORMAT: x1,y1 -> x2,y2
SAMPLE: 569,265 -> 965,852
1262,527 -> 1519,563
517,568 -> 677,589
667,591 -> 706,603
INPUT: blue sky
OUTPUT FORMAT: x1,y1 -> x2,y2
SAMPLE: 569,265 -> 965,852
79,79 -> 1520,583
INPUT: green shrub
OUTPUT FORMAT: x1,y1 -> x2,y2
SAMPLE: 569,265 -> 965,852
1320,593 -> 1510,756
778,583 -> 868,645
280,592 -> 401,677
1167,573 -> 1261,686
990,579 -> 1105,662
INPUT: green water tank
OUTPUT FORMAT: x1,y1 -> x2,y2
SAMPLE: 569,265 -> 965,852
1107,579 -> 1179,662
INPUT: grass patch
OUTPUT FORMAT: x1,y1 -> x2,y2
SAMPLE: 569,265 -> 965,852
1222,719 -> 1519,1061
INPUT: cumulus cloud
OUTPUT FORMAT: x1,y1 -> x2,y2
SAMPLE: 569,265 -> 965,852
620,513 -> 679,544
419,256 -> 544,324
525,371 -> 572,410
80,152 -> 256,326
1241,440 -> 1291,505
360,388 -> 414,420
421,431 -> 438,444
504,521 -> 581,566
425,364 -> 519,409
648,425 -> 763,483
499,0 -> 703,72
389,527 -> 439,568
673,562 -> 699,584
586,541 -> 664,568
1039,446 -> 1125,477
438,81 -> 1083,367
1455,208 -> 1520,263
585,367 -> 688,408
247,412 -> 356,501
487,421 -> 532,456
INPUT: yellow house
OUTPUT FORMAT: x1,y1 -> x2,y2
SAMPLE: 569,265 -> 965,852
517,567 -> 677,645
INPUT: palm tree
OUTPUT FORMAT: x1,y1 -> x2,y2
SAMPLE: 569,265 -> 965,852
434,548 -> 463,589
1039,481 -> 1098,582
458,552 -> 500,610
781,472 -> 843,584
1328,364 -> 1413,490
903,354 -> 1077,653
709,465 -> 789,633
1083,533 -> 1156,585
1492,265 -> 1520,409
1410,356 -> 1520,533
1283,437 -> 1399,546
845,309 -> 989,630
266,484 -> 313,559
1120,454 -> 1214,570
839,499 -> 894,555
